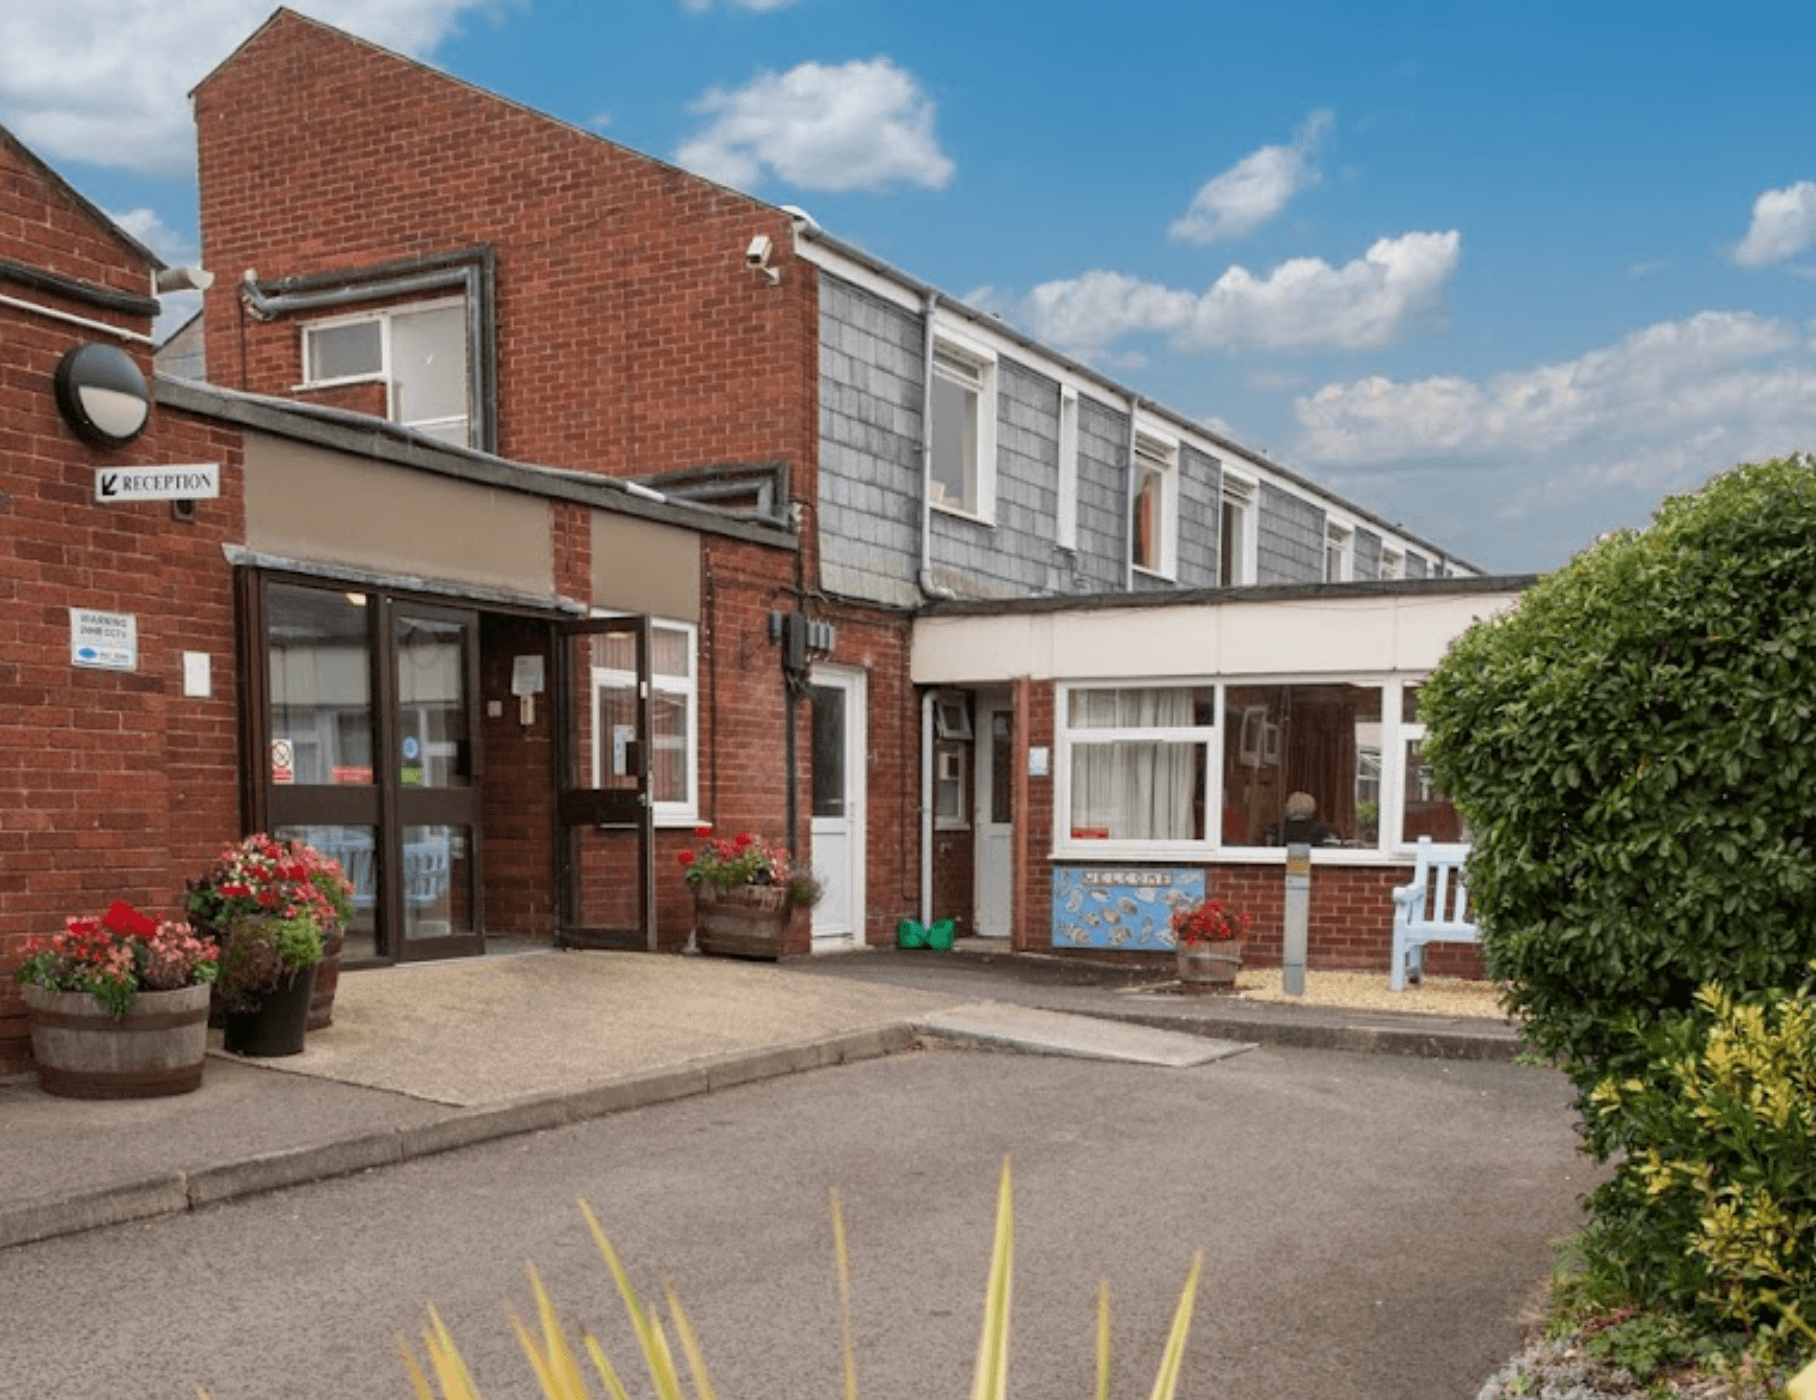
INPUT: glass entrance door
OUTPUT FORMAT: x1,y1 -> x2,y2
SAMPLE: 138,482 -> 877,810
257,577 -> 482,963
390,604 -> 481,959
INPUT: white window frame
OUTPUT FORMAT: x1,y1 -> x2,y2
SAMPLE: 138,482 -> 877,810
1324,522 -> 1353,583
1379,547 -> 1404,582
934,743 -> 970,830
928,333 -> 999,524
1130,426 -> 1179,580
1220,474 -> 1256,587
300,296 -> 470,446
1053,680 -> 1216,859
587,617 -> 699,827
1046,675 -> 1457,865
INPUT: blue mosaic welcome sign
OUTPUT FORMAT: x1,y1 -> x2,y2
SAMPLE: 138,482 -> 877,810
1051,866 -> 1204,950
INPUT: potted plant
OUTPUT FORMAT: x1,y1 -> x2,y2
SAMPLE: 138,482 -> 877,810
1170,896 -> 1250,987
214,913 -> 326,1056
678,827 -> 823,959
189,834 -> 355,1034
12,899 -> 219,1098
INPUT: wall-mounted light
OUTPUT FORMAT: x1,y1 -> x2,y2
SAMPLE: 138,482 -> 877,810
745,234 -> 780,286
54,343 -> 151,448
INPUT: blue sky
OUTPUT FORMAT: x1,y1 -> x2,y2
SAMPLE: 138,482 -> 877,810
5,0 -> 1814,573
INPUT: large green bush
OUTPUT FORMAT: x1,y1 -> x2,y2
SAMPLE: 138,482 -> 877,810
1422,455 -> 1816,1143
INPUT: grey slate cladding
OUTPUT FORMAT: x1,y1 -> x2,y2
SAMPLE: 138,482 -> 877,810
1256,482 -> 1325,584
815,271 -> 1412,608
817,278 -> 923,607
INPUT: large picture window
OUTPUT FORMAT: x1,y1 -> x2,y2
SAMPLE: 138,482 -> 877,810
590,620 -> 697,824
1061,686 -> 1214,846
1222,683 -> 1381,847
1055,677 -> 1467,859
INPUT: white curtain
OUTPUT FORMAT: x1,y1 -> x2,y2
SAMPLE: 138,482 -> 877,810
1070,689 -> 1195,840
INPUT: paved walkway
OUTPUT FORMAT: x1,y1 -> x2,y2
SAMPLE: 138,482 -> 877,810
0,944 -> 1521,1251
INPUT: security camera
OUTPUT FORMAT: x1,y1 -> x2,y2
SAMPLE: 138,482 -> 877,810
745,234 -> 773,268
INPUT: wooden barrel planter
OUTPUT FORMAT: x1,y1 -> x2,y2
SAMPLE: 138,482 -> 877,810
21,982 -> 212,1099
693,884 -> 809,960
308,924 -> 345,1032
1176,941 -> 1243,988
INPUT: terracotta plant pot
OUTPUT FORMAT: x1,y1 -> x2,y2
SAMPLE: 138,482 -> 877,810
22,982 -> 211,1099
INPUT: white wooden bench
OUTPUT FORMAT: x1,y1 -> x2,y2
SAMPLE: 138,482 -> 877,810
1389,837 -> 1478,990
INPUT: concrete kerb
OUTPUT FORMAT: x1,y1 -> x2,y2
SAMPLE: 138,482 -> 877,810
0,1025 -> 922,1253
1091,1007 -> 1526,1062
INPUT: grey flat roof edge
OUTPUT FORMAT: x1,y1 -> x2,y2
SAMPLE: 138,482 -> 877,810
154,375 -> 801,552
916,573 -> 1540,618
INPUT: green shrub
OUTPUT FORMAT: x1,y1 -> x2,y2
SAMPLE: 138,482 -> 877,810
1421,455 -> 1816,1145
1584,978 -> 1816,1355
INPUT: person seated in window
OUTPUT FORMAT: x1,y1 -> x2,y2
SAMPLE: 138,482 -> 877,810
1276,791 -> 1340,846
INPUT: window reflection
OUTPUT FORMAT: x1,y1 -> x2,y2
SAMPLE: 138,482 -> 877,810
1221,684 -> 1382,847
268,585 -> 373,786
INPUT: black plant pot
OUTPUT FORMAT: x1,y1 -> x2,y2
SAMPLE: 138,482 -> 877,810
221,966 -> 317,1057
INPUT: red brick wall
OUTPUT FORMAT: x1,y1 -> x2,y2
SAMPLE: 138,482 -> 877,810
1009,681 -> 1486,979
194,11 -> 819,499
1,141 -> 249,1072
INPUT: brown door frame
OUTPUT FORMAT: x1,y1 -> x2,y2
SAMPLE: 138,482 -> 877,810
553,614 -> 656,950
243,570 -> 486,964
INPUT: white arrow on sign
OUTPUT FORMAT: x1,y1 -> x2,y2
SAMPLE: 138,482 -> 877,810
95,464 -> 221,503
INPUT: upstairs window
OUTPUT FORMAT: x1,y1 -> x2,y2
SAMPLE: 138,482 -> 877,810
929,340 -> 997,521
1380,548 -> 1404,581
1324,523 -> 1353,582
1220,477 -> 1255,586
1131,431 -> 1177,577
303,299 -> 470,446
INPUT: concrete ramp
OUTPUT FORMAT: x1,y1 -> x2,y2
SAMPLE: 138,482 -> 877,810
913,1002 -> 1253,1067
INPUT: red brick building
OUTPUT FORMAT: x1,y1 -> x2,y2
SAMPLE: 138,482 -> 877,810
4,10 -> 1513,1074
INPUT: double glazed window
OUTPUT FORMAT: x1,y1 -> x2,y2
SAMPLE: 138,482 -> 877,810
929,341 -> 996,520
1063,686 -> 1214,845
303,299 -> 470,446
589,620 -> 697,824
1219,478 -> 1254,586
1131,432 -> 1177,578
1057,679 -> 1463,856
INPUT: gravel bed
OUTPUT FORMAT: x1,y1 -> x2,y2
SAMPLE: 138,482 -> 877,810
1232,967 -> 1512,1020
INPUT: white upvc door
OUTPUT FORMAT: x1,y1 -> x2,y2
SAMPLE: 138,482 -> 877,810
809,667 -> 867,948
974,695 -> 1013,938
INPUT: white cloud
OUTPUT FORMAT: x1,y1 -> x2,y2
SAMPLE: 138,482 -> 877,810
1732,180 -> 1816,267
674,58 -> 954,194
0,2 -> 504,178
1295,311 -> 1803,463
1292,311 -> 1816,554
1169,110 -> 1332,246
1018,230 -> 1460,354
684,0 -> 800,9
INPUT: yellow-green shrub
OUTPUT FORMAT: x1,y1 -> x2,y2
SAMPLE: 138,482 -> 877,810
1583,977 -> 1816,1360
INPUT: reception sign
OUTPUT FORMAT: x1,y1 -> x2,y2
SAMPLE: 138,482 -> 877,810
1051,866 -> 1203,950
